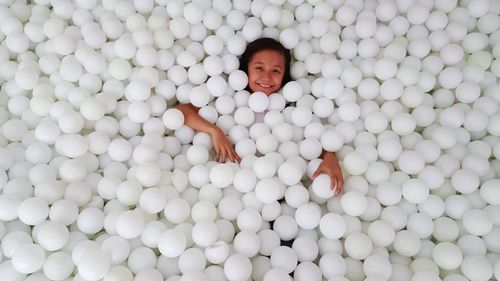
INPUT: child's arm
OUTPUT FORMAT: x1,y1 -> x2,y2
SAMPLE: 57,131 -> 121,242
311,150 -> 344,196
176,103 -> 240,163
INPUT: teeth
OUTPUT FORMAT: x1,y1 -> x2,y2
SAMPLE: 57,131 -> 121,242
257,83 -> 272,88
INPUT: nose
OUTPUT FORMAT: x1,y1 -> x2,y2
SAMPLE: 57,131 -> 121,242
261,71 -> 272,81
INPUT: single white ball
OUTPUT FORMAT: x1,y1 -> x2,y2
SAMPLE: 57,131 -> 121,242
311,174 -> 334,199
18,197 -> 49,225
115,210 -> 145,239
164,198 -> 190,224
397,151 -> 425,175
255,178 -> 284,204
277,161 -> 303,186
367,220 -> 396,247
462,209 -> 493,236
36,221 -> 69,251
451,168 -> 480,194
432,242 -> 463,270
282,81 -> 303,102
261,5 -> 281,27
224,254 -> 252,281
43,251 -> 74,281
77,250 -> 111,281
295,203 -> 321,230
344,232 -> 373,260
480,179 -> 500,205
270,246 -> 297,274
319,212 -> 346,240
12,243 -> 46,274
228,70 -> 248,91
393,230 -> 421,257
158,229 -> 186,258
343,151 -> 368,176
340,191 -> 368,217
248,92 -> 269,113
233,230 -> 260,257
363,254 -> 392,280
461,255 -> 494,281
205,241 -> 230,265
192,221 -> 218,248
402,179 -> 429,204
321,130 -> 343,152
209,164 -> 234,188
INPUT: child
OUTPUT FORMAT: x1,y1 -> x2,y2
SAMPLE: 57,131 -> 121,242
177,38 -> 344,195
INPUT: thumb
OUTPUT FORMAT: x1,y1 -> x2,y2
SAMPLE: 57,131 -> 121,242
311,166 -> 322,180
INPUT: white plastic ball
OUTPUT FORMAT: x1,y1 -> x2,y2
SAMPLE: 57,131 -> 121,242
319,212 -> 346,240
115,210 -> 145,239
192,221 -> 218,248
77,249 -> 111,280
18,197 -> 49,226
295,203 -> 321,230
224,254 -> 252,281
248,92 -> 269,113
461,255 -> 493,281
344,232 -> 373,260
228,70 -> 248,91
43,251 -> 74,281
462,209 -> 493,236
393,230 -> 421,257
343,151 -> 368,176
281,81 -> 303,102
432,242 -> 463,270
209,164 -> 234,188
158,229 -> 186,258
12,243 -> 46,274
341,191 -> 368,217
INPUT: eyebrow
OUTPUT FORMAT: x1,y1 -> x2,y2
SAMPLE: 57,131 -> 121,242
251,61 -> 283,69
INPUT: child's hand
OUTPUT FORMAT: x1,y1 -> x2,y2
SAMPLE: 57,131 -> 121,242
210,127 -> 241,163
311,151 -> 344,196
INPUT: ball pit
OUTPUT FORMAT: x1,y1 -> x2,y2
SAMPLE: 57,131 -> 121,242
0,0 -> 499,281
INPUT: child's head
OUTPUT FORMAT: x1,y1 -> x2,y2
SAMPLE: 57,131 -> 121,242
239,38 -> 292,96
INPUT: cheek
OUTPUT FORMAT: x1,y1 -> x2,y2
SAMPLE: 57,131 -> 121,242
248,71 -> 258,82
274,75 -> 284,86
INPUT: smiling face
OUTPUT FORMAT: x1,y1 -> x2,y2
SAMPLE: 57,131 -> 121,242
247,49 -> 286,96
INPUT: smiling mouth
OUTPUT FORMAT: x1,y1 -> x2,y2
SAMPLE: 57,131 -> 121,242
256,82 -> 274,89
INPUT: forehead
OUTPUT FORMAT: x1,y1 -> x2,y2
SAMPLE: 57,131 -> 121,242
249,49 -> 285,66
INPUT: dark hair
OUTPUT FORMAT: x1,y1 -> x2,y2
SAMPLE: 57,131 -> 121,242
239,38 -> 292,89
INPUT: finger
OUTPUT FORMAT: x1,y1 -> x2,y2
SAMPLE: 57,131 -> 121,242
214,146 -> 221,162
334,177 -> 343,196
335,184 -> 342,196
219,150 -> 226,162
311,166 -> 323,180
337,177 -> 344,190
233,149 -> 241,163
231,150 -> 240,163
330,176 -> 337,191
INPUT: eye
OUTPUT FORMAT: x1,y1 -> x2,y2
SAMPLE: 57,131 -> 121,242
273,69 -> 281,74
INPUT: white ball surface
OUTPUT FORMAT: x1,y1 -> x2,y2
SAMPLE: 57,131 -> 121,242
12,243 -> 46,274
209,164 -> 234,188
432,242 -> 463,270
295,203 -> 321,230
344,232 -> 373,260
319,213 -> 346,240
341,191 -> 368,217
158,229 -> 187,258
162,108 -> 185,130
343,151 -> 368,176
224,254 -> 252,281
77,250 -> 111,281
311,174 -> 334,199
